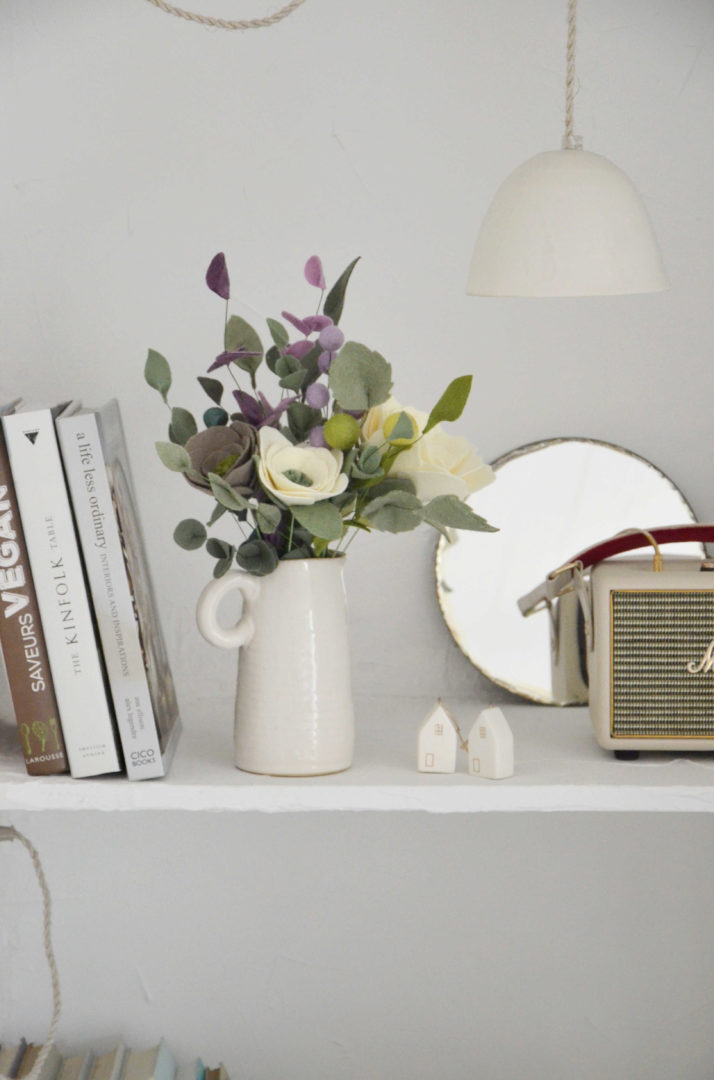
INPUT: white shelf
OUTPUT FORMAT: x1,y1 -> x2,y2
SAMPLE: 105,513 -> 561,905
1,695 -> 714,813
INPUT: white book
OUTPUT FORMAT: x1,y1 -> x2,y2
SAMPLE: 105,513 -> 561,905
2,404 -> 121,778
56,401 -> 181,779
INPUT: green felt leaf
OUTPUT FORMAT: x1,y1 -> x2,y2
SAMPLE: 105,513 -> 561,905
206,537 -> 234,559
206,503 -> 227,526
287,402 -> 323,442
197,375 -> 224,405
362,489 -> 423,533
236,539 -> 280,577
279,368 -> 307,393
225,314 -> 263,356
386,411 -> 416,443
363,475 -> 417,499
282,545 -> 313,560
358,446 -> 382,474
155,441 -> 191,472
424,495 -> 499,533
328,342 -> 393,412
208,472 -> 249,512
170,407 -> 198,446
323,257 -> 360,325
299,343 -> 323,389
145,349 -> 172,402
423,375 -> 473,435
275,354 -> 299,378
254,502 -> 282,534
265,345 -> 282,374
213,555 -> 234,578
290,501 -> 344,541
266,318 -> 289,350
350,444 -> 384,481
225,316 -> 263,378
173,518 -> 207,550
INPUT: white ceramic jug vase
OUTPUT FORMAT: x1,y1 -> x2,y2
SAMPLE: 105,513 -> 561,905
196,557 -> 355,776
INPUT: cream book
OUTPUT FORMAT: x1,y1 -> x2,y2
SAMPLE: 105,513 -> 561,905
85,1044 -> 126,1080
122,1042 -> 175,1080
56,1052 -> 94,1080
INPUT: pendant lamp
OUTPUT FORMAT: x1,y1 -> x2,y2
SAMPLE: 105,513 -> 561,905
466,0 -> 668,297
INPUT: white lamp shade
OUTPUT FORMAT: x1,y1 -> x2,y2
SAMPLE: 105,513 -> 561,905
467,149 -> 669,297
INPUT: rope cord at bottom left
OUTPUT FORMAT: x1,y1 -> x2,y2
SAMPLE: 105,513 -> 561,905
0,826 -> 62,1080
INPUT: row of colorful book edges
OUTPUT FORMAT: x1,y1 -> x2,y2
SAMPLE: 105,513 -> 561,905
0,1040 -> 229,1080
0,399 -> 181,781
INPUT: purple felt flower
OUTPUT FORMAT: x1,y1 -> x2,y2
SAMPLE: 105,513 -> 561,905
206,253 -> 230,300
303,315 -> 332,335
233,389 -> 297,429
308,425 -> 328,448
281,311 -> 333,338
304,256 -> 326,290
306,382 -> 329,409
208,348 -> 261,372
282,310 -> 310,336
285,339 -> 314,361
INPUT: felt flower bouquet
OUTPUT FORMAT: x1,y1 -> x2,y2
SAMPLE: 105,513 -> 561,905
145,253 -> 496,577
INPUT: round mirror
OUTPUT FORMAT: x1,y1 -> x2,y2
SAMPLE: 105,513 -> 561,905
435,438 -> 702,704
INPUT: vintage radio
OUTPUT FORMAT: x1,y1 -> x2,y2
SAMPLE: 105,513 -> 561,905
520,525 -> 714,757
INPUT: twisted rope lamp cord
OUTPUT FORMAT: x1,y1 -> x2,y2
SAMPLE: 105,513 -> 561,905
563,0 -> 583,149
143,0 -> 308,31
0,827 -> 61,1080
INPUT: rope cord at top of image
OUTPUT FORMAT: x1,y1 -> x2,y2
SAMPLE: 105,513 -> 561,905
143,0 -> 308,31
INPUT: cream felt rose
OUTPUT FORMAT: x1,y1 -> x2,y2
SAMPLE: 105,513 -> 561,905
394,427 -> 495,501
258,426 -> 348,506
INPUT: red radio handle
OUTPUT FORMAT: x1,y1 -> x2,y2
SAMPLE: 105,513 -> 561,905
571,523 -> 714,571
519,524 -> 714,617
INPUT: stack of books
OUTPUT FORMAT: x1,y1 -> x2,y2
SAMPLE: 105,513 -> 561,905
0,1039 -> 230,1080
0,399 -> 181,781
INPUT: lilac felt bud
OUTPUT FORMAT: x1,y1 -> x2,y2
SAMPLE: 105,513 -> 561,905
308,425 -> 328,448
304,255 -> 326,290
306,382 -> 329,409
318,351 -> 334,374
206,253 -> 230,300
319,325 -> 344,351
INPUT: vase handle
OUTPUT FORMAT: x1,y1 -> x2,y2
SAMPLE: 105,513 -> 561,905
196,570 -> 262,650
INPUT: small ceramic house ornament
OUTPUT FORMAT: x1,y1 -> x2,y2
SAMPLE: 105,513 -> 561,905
467,706 -> 514,779
417,700 -> 460,773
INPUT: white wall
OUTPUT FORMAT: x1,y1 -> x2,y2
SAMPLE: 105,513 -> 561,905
1,1 -> 713,1076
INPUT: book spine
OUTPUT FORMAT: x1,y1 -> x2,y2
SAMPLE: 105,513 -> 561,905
2,410 -> 121,778
57,412 -> 165,779
0,429 -> 69,774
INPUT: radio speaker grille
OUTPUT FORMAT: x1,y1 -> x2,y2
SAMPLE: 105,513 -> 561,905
611,590 -> 714,737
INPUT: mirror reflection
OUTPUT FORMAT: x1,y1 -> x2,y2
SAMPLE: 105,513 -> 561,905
435,438 -> 701,704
